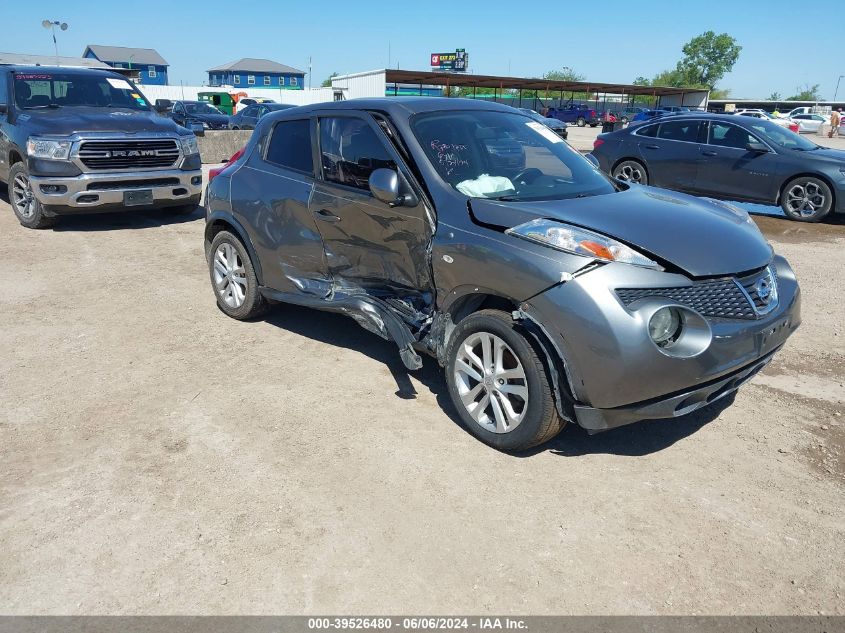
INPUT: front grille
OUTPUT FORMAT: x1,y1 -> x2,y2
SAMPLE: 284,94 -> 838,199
78,139 -> 180,170
737,266 -> 778,314
616,278 -> 757,320
86,178 -> 180,191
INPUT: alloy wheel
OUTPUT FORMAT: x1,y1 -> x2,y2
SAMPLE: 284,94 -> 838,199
786,181 -> 827,218
453,331 -> 528,434
12,173 -> 35,219
614,162 -> 646,184
213,242 -> 248,308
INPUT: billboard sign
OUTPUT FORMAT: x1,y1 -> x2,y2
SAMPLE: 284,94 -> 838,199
430,49 -> 468,72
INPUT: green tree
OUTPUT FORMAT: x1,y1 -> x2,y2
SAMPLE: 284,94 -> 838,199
709,87 -> 731,100
321,72 -> 339,88
676,31 -> 742,89
767,92 -> 782,101
787,84 -> 820,101
542,67 -> 585,82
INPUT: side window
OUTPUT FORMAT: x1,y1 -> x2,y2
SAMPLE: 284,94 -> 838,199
243,105 -> 258,118
319,117 -> 396,191
173,103 -> 184,115
708,123 -> 757,149
636,124 -> 658,138
656,120 -> 701,142
265,119 -> 314,174
0,72 -> 8,105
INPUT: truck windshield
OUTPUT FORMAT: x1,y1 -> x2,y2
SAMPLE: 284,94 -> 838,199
412,110 -> 615,201
13,72 -> 150,110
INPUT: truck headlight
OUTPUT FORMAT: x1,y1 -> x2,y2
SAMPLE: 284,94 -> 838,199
27,137 -> 71,160
179,135 -> 199,155
506,218 -> 662,269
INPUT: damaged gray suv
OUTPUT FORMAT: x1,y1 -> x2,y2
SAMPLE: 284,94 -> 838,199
204,98 -> 800,451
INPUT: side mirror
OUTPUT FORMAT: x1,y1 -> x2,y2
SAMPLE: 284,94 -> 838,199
369,168 -> 402,205
746,141 -> 769,153
188,122 -> 205,136
154,99 -> 172,113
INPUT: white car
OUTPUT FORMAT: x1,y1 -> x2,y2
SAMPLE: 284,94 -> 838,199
790,113 -> 828,133
777,106 -> 813,119
734,109 -> 799,132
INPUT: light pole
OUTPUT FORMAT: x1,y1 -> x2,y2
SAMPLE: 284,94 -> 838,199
41,20 -> 68,65
834,75 -> 844,102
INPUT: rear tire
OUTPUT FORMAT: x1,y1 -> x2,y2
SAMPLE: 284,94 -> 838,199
576,117 -> 586,127
208,230 -> 268,320
8,163 -> 56,229
445,309 -> 565,452
780,176 -> 832,222
612,159 -> 649,185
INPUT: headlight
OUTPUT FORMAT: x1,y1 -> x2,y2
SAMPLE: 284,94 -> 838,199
27,137 -> 71,160
179,135 -> 199,155
649,307 -> 682,346
202,122 -> 210,129
506,218 -> 661,269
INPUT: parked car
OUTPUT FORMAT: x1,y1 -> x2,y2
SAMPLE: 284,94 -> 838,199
589,112 -> 844,222
203,98 -> 800,451
790,113 -> 827,133
614,107 -> 647,123
777,107 -> 814,119
629,109 -> 675,125
734,109 -> 799,133
0,65 -> 202,229
547,104 -> 599,127
164,100 -> 230,130
518,108 -> 568,139
229,103 -> 297,130
237,97 -> 276,107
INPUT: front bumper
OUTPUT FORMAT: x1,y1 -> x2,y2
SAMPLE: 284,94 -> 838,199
524,255 -> 801,431
29,168 -> 203,213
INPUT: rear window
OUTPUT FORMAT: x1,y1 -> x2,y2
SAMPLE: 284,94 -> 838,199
265,119 -> 313,174
637,124 -> 658,137
656,120 -> 701,142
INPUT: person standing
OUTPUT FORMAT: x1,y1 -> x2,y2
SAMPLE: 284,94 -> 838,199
829,108 -> 842,138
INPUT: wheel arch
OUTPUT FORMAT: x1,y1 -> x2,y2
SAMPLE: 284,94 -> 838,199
611,156 -> 648,176
204,212 -> 264,286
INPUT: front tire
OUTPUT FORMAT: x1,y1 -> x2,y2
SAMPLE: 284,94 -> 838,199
445,309 -> 565,452
8,163 -> 56,229
208,230 -> 268,320
612,159 -> 649,185
780,176 -> 832,222
576,117 -> 586,127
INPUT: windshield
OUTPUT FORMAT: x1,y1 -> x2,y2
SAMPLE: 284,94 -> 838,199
13,72 -> 149,110
746,118 -> 819,150
185,102 -> 223,115
412,110 -> 615,201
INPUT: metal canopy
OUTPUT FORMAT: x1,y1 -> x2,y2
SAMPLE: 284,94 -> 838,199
384,69 -> 697,97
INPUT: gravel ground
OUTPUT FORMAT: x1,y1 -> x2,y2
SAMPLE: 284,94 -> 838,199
0,171 -> 843,614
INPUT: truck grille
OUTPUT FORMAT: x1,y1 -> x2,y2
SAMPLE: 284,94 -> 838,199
78,139 -> 180,170
615,266 -> 778,320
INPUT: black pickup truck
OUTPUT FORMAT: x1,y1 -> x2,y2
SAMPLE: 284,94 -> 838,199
0,65 -> 203,228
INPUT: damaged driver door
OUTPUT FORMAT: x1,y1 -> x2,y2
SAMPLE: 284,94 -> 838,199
310,113 -> 434,306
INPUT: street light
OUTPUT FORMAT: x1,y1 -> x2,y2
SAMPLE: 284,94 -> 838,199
41,19 -> 68,65
834,75 -> 844,102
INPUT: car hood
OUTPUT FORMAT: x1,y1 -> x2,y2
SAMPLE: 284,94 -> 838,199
803,147 -> 845,162
186,113 -> 229,124
469,186 -> 773,277
16,106 -> 183,135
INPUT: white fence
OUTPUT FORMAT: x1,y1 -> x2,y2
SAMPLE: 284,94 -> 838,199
136,84 -> 338,107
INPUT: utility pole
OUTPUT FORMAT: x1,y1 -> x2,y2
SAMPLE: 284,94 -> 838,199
308,56 -> 312,90
835,75 -> 844,102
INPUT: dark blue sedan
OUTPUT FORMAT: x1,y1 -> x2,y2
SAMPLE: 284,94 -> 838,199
589,113 -> 845,222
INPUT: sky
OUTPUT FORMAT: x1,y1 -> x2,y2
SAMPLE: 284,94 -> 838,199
3,0 -> 841,100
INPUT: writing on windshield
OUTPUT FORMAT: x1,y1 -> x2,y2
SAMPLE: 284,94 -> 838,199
13,73 -> 149,110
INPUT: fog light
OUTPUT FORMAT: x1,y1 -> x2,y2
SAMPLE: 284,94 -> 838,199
649,307 -> 682,347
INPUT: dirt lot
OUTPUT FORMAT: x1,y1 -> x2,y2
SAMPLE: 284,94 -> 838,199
0,175 -> 843,614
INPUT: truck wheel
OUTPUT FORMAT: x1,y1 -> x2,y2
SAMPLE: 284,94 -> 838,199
445,309 -> 565,452
8,163 -> 56,229
576,117 -> 586,127
208,230 -> 268,320
780,176 -> 832,222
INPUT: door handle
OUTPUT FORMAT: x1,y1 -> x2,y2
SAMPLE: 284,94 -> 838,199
702,150 -> 718,156
314,208 -> 341,222
643,144 -> 660,150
